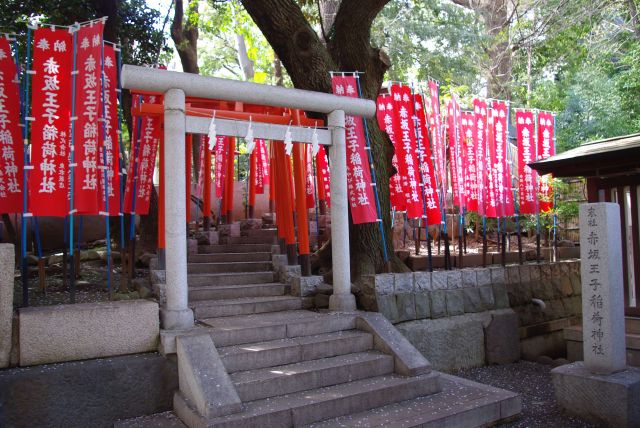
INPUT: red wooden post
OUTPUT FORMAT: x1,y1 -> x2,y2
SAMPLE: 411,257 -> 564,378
203,136 -> 212,230
248,149 -> 257,218
185,134 -> 192,228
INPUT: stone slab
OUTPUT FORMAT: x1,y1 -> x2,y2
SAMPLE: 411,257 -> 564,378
430,290 -> 447,319
415,292 -> 431,319
397,316 -> 485,372
176,334 -> 241,419
552,361 -> 640,428
445,289 -> 465,316
18,300 -> 159,366
0,244 -> 14,368
485,310 -> 520,364
396,293 -> 417,322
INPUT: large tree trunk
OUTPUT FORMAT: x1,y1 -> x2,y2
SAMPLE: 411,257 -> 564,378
171,0 -> 199,74
241,0 -> 404,278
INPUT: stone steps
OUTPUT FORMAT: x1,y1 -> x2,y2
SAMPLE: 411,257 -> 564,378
199,244 -> 273,254
191,296 -> 302,319
244,228 -> 278,238
189,252 -> 272,263
230,351 -> 394,401
199,310 -> 357,347
218,330 -> 373,373
187,261 -> 272,274
225,235 -> 276,245
189,283 -> 285,302
174,372 -> 440,427
188,271 -> 275,286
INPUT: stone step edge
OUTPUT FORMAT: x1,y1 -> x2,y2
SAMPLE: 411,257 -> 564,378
218,329 -> 373,373
174,372 -> 440,427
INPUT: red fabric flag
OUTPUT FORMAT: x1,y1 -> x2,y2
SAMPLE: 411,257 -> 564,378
473,99 -> 488,217
491,101 -> 514,217
98,43 -> 120,216
413,93 -> 441,225
74,21 -> 104,214
460,111 -> 478,212
214,136 -> 228,198
427,81 -> 446,190
376,94 -> 405,211
516,110 -> 537,214
316,145 -> 330,207
123,94 -> 161,215
391,84 -> 423,219
331,75 -> 377,224
447,97 -> 465,210
255,138 -> 269,194
0,37 -> 24,213
537,111 -> 555,213
29,27 -> 73,217
304,145 -> 315,209
485,109 -> 498,218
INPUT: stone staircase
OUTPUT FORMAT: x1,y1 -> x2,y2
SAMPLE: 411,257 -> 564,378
117,227 -> 521,428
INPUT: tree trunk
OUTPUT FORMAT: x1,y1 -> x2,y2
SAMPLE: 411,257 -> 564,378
171,0 -> 199,74
242,0 -> 403,278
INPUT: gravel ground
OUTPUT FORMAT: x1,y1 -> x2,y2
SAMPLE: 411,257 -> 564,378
455,361 -> 602,428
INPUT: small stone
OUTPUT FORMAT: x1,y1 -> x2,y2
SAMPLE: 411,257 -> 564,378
536,355 -> 553,365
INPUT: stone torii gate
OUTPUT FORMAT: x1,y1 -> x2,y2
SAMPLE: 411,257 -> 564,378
121,65 -> 376,330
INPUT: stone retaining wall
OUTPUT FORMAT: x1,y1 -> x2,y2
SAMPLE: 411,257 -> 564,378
355,260 -> 582,370
355,260 -> 581,327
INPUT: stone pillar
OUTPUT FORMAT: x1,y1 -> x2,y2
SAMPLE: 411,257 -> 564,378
160,88 -> 194,330
328,110 -> 356,312
0,244 -> 14,367
578,202 -> 625,374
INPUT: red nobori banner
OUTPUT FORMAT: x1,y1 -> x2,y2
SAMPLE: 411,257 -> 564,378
0,37 -> 24,213
491,101 -> 514,217
254,138 -> 269,194
74,21 -> 104,214
331,75 -> 377,224
460,111 -> 478,213
376,94 -> 405,211
485,110 -> 498,218
304,145 -> 315,209
214,136 -> 228,198
391,83 -> 423,219
197,135 -> 206,198
427,80 -> 446,190
413,93 -> 441,225
123,94 -> 161,215
29,27 -> 73,217
516,110 -> 537,214
447,97 -> 465,210
98,43 -> 120,215
316,145 -> 330,207
473,99 -> 488,217
537,111 -> 555,213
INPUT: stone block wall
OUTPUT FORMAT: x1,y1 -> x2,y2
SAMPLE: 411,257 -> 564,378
355,260 -> 581,328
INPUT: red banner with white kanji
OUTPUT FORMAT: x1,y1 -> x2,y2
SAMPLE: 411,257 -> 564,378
447,97 -> 465,210
316,145 -> 330,207
29,27 -> 73,217
491,101 -> 514,217
376,94 -> 405,211
0,37 -> 24,213
197,135 -> 206,198
331,75 -> 377,224
123,94 -> 161,215
473,99 -> 488,217
391,84 -> 423,218
485,109 -> 498,218
255,138 -> 269,194
516,110 -> 537,214
427,81 -> 445,190
305,145 -> 315,209
537,111 -> 555,213
214,136 -> 228,198
74,21 -> 104,214
98,43 -> 120,215
460,111 -> 478,212
413,93 -> 441,225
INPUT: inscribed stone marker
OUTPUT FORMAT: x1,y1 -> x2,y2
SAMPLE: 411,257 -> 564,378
578,203 -> 626,374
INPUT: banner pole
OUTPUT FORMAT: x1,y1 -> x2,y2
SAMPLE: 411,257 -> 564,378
356,75 -> 390,267
451,95 -> 464,269
69,25 -> 79,303
19,29 -> 33,307
99,36 -> 112,295
128,98 -> 144,281
507,103 -> 523,264
482,216 -> 487,267
115,45 -> 128,278
435,85 -> 450,269
552,113 -> 558,262
414,88 -> 434,271
533,110 -> 541,262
